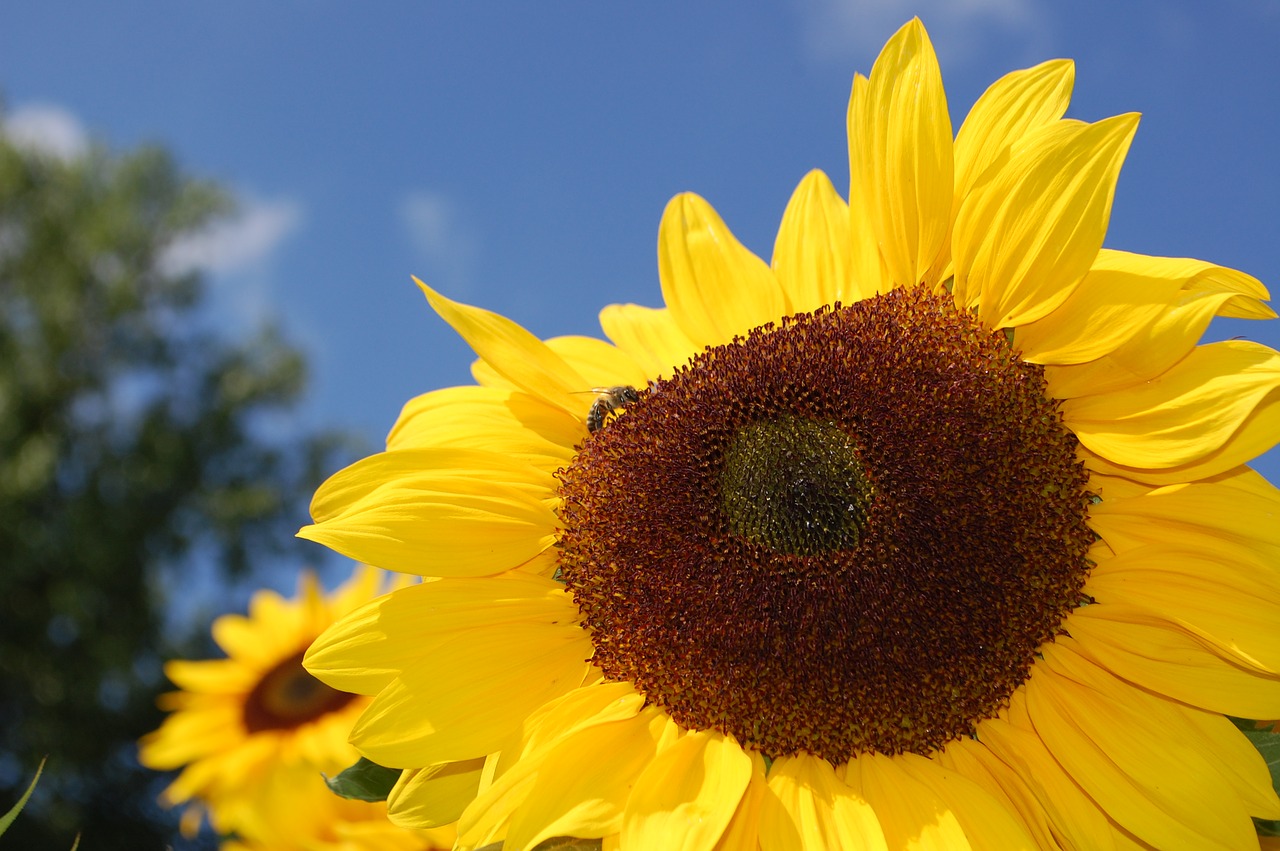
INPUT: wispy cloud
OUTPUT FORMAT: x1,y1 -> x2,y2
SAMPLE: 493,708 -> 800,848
400,190 -> 478,295
4,100 -> 303,331
2,102 -> 89,160
161,194 -> 304,327
162,195 -> 303,277
795,0 -> 1045,66
4,104 -> 302,280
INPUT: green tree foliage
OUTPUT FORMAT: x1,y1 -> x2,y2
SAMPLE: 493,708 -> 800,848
0,120 -> 353,848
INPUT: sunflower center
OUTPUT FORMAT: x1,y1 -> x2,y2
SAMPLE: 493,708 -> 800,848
243,648 -> 357,734
557,288 -> 1094,761
719,416 -> 872,556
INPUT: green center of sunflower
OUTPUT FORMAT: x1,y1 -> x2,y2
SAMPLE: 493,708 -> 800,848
557,287 -> 1094,762
243,648 -> 357,734
719,417 -> 872,555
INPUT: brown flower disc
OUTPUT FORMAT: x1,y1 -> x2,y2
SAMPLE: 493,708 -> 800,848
557,287 -> 1094,761
243,648 -> 356,734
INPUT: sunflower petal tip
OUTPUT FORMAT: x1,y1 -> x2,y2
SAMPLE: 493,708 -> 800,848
1111,111 -> 1142,135
411,275 -> 433,297
413,276 -> 449,310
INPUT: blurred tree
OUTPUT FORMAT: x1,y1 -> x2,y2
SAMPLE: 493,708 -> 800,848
0,116 -> 354,848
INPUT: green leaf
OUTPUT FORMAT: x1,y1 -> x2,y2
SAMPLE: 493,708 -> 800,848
0,757 -> 46,836
1231,717 -> 1280,788
1230,718 -> 1280,838
474,840 -> 603,851
323,757 -> 403,803
531,839 -> 604,851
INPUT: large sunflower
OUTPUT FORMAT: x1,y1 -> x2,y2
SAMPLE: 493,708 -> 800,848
301,19 -> 1280,850
139,565 -> 454,850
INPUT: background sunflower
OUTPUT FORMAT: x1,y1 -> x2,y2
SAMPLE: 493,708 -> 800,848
139,564 -> 453,849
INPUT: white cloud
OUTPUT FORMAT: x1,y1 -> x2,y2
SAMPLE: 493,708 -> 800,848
796,0 -> 1044,65
161,195 -> 303,277
160,194 -> 304,327
2,102 -> 89,160
2,101 -> 303,330
400,190 -> 477,294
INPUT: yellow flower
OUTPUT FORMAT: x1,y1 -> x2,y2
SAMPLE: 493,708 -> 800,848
139,565 -> 453,850
221,762 -> 453,851
301,19 -> 1280,850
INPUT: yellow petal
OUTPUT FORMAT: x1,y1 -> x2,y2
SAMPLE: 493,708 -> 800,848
1014,249 -> 1191,365
300,604 -> 396,699
387,759 -> 485,830
506,682 -> 647,771
162,657 -> 258,694
1049,641 -> 1280,820
212,608 -> 297,669
1084,542 -> 1280,674
327,563 -> 405,620
472,334 -> 651,399
1081,406 -> 1280,486
845,752 -> 975,850
1173,252 -> 1273,319
657,193 -> 787,348
1045,259 -> 1272,398
1064,339 -> 1280,470
953,114 -> 1138,329
1089,466 -> 1280,554
416,278 -> 586,415
850,18 -> 953,290
245,586 -> 302,636
1027,642 -> 1266,849
350,620 -> 592,767
713,751 -> 768,851
892,752 -> 1037,850
976,693 -> 1126,850
598,302 -> 700,379
503,708 -> 667,850
458,684 -> 647,848
387,385 -> 579,469
937,59 -> 1074,289
1066,602 -> 1280,717
545,335 -> 651,390
1160,703 -> 1280,821
304,572 -> 572,695
758,752 -> 887,851
953,59 -> 1075,204
772,169 -> 854,313
845,73 -> 890,299
932,739 -> 1058,851
300,448 -> 559,577
620,731 -> 752,851
138,702 -> 244,767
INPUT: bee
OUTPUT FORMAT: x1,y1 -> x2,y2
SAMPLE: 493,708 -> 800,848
585,385 -> 641,433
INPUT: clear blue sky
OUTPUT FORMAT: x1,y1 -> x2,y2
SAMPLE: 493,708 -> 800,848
4,2 -> 1279,533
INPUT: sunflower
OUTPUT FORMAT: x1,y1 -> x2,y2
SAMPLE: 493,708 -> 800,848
220,761 -> 453,851
301,18 -> 1280,850
139,564 -> 455,850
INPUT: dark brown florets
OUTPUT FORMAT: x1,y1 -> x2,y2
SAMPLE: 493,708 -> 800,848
557,288 -> 1093,761
242,649 -> 356,734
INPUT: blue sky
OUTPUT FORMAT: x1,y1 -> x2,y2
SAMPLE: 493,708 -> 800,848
4,2 -> 1279,579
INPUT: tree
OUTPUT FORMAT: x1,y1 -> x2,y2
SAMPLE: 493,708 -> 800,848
0,115 -> 353,848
